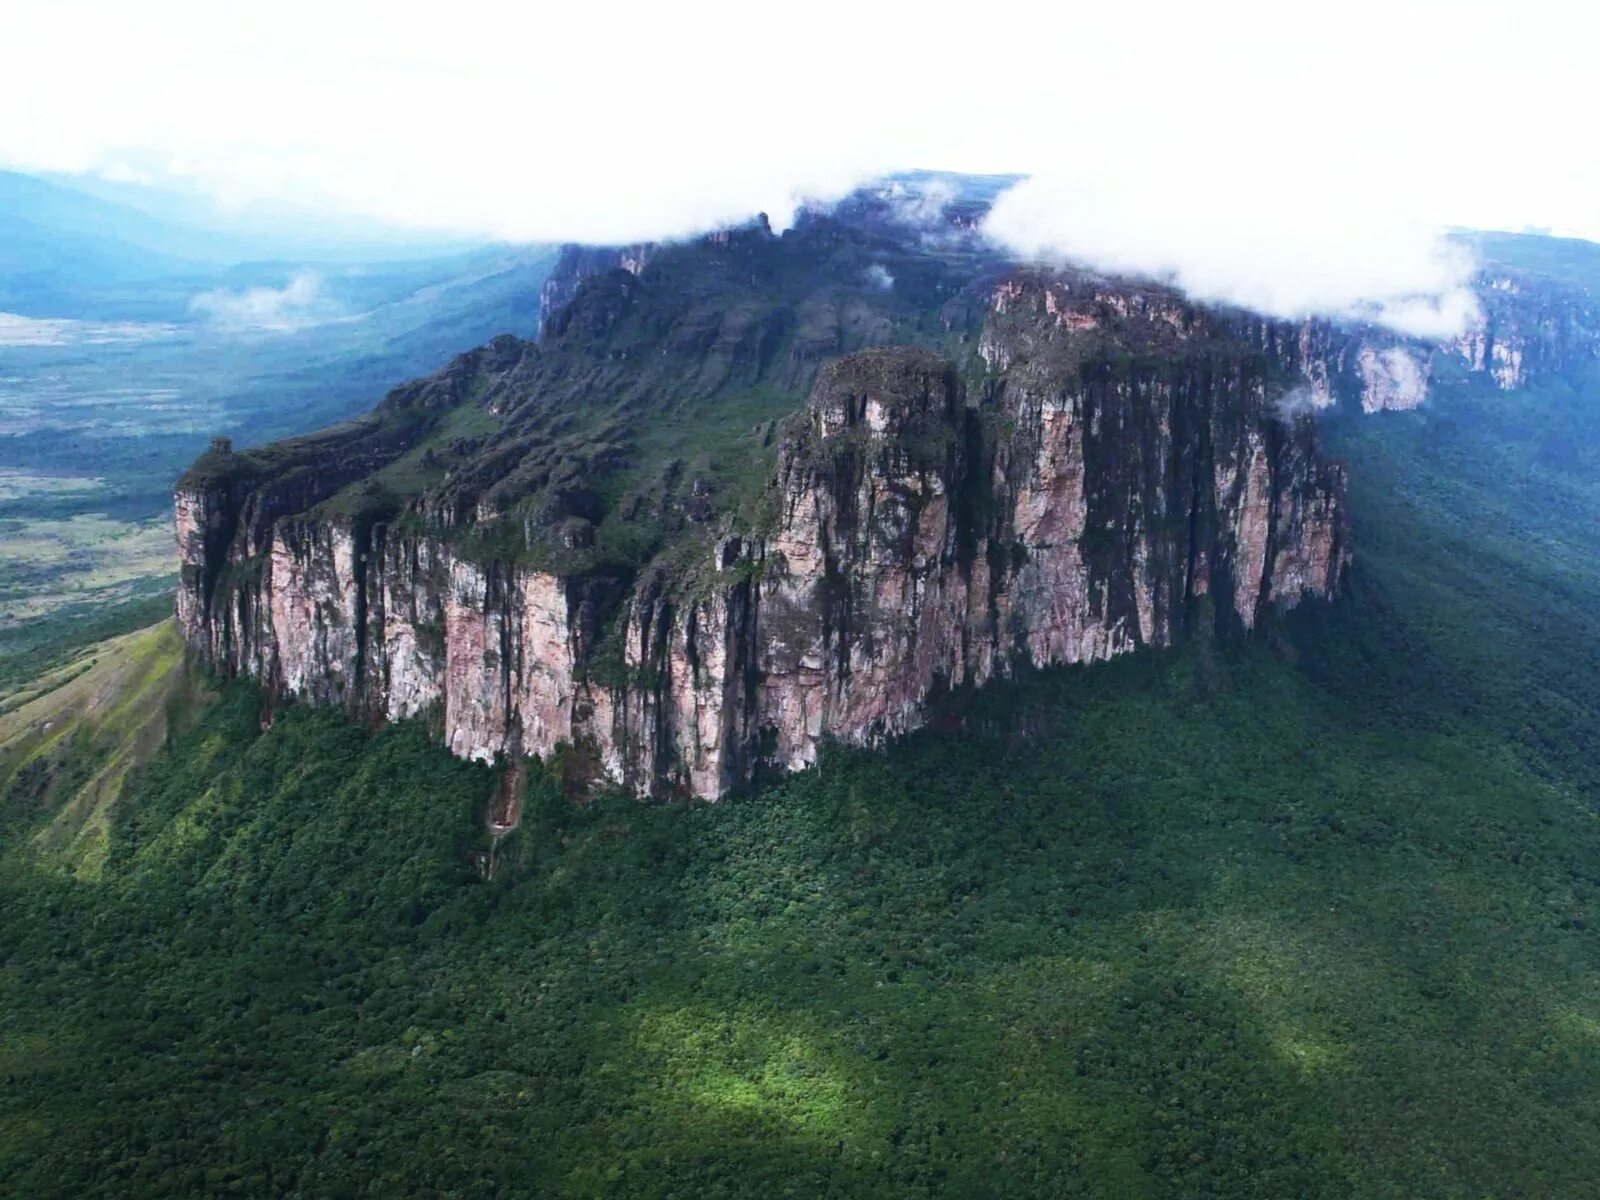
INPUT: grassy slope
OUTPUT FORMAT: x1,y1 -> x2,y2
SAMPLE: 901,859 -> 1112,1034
0,375 -> 1598,1197
0,620 -> 206,878
0,591 -> 174,693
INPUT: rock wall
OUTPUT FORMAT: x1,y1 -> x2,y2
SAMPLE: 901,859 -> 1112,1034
176,272 -> 1350,799
1446,271 -> 1600,391
535,242 -> 655,332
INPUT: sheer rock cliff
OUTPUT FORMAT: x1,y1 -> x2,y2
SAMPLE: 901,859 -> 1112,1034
176,215 -> 1354,798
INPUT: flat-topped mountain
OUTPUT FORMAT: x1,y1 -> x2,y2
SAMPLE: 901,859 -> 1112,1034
176,183 -> 1577,799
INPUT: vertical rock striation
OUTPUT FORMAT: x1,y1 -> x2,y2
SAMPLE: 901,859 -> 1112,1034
1446,270 -> 1600,391
176,267 -> 1349,799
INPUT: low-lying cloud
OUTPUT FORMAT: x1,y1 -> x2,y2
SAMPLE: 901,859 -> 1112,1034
189,272 -> 328,332
880,177 -> 958,229
983,175 -> 1480,338
4,0 -> 1595,343
1272,385 -> 1330,422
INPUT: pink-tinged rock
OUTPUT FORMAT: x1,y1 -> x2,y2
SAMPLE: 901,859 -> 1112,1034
442,560 -> 507,763
1228,436 -> 1273,629
174,273 -> 1351,800
515,572 -> 578,749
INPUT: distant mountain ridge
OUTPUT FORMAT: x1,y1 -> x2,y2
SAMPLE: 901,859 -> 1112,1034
0,168 -> 520,321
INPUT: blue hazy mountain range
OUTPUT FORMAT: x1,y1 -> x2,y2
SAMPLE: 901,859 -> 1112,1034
0,168 -> 544,319
0,167 -> 556,446
0,169 -> 487,294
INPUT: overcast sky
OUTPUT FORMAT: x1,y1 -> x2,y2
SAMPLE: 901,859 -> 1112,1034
4,0 -> 1595,334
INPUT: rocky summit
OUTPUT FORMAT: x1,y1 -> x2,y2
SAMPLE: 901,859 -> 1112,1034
171,183 -> 1583,800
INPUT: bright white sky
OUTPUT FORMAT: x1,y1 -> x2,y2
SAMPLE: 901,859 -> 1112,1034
3,0 -> 1596,334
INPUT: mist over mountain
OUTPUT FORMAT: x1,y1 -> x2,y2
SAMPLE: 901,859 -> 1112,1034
10,1 -> 1595,340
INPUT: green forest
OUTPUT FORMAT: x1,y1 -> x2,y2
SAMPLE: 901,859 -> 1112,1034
2,372 -> 1599,1197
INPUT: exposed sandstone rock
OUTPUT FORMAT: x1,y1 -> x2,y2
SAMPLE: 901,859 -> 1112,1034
176,271 -> 1350,799
177,209 -> 1600,804
1444,270 -> 1600,391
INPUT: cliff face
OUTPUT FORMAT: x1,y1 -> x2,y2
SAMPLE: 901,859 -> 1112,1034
1376,231 -> 1600,402
535,241 -> 655,332
176,236 -> 1350,798
1446,270 -> 1600,391
1271,234 -> 1600,412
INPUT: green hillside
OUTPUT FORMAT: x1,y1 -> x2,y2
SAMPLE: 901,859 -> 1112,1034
2,372 -> 1598,1197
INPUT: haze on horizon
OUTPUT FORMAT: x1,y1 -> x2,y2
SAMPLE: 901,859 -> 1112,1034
4,0 -> 1597,336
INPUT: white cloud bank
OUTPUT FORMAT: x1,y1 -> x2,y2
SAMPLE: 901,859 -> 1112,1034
189,272 -> 328,332
983,175 -> 1481,337
3,0 -> 1597,338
